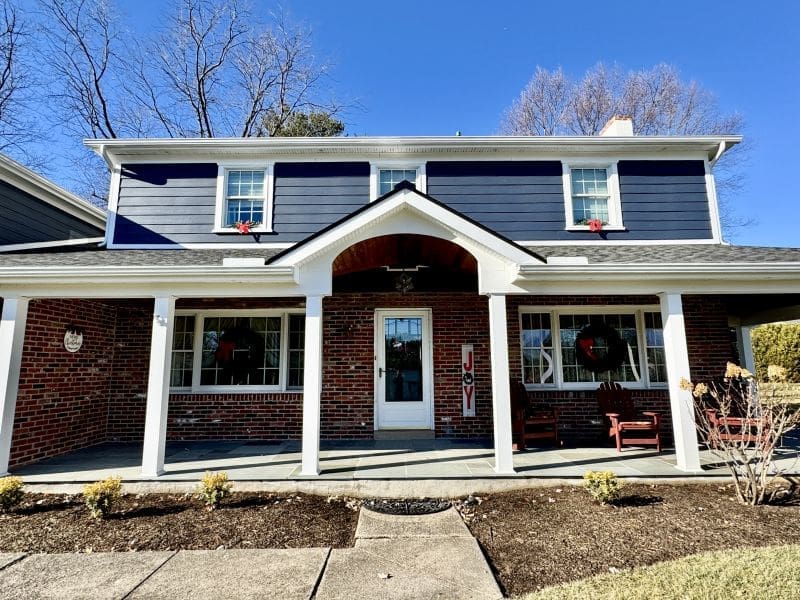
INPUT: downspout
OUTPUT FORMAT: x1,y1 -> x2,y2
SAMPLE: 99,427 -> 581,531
709,141 -> 728,168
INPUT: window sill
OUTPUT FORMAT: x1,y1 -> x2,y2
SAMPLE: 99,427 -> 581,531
170,387 -> 303,394
213,227 -> 272,235
565,226 -> 627,232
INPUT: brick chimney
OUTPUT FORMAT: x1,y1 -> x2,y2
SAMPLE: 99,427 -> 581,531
599,115 -> 633,136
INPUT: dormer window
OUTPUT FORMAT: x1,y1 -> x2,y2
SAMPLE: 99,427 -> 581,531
214,164 -> 273,233
370,162 -> 426,200
562,162 -> 623,230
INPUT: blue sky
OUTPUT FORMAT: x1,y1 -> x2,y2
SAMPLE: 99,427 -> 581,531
48,1 -> 800,246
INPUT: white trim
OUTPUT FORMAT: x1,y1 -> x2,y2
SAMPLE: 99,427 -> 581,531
562,161 -> 624,230
488,294 -> 515,474
370,161 -> 427,200
658,293 -> 702,472
0,154 -> 106,228
104,165 -> 121,247
0,237 -> 104,253
105,242 -> 294,250
214,163 -> 274,233
704,160 -> 723,242
0,297 -> 28,475
517,239 -> 722,246
518,305 -> 667,391
171,308 -> 305,394
300,295 -> 324,476
374,308 -> 434,430
86,135 -> 742,168
142,296 -> 175,477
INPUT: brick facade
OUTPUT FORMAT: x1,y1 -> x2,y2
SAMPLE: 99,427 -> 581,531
5,292 -> 740,467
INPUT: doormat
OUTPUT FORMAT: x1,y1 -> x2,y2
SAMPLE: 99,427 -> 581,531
363,498 -> 451,515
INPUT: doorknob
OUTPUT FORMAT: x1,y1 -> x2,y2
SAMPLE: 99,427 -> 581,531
378,367 -> 385,377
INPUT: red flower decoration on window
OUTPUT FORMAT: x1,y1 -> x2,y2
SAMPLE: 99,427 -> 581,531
587,218 -> 603,232
234,220 -> 259,234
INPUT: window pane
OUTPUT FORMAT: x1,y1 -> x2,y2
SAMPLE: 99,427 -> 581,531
378,168 -> 417,195
225,170 -> 265,227
559,313 -> 641,383
571,168 -> 610,225
644,311 -> 667,383
170,316 -> 195,387
520,312 -> 554,385
287,314 -> 305,389
199,315 -> 279,386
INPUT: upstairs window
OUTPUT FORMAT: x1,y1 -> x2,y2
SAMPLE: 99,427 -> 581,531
215,165 -> 273,232
370,163 -> 426,200
563,163 -> 623,230
379,169 -> 417,195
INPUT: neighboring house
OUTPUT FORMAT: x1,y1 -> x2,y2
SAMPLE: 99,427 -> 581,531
0,154 -> 105,251
1,117 -> 799,478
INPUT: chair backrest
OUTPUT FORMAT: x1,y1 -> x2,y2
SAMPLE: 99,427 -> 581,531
509,379 -> 528,416
597,382 -> 635,420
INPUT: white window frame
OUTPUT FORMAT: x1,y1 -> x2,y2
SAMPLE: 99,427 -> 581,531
370,161 -> 426,201
562,161 -> 624,231
170,309 -> 304,394
213,162 -> 274,233
518,305 -> 667,391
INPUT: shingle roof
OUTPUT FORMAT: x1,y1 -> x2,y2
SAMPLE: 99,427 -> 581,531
0,248 -> 284,267
0,244 -> 798,268
525,244 -> 800,264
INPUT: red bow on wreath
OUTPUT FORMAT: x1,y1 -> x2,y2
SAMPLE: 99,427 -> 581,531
577,337 -> 597,361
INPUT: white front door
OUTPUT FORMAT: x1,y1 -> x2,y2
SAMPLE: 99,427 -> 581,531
375,309 -> 433,430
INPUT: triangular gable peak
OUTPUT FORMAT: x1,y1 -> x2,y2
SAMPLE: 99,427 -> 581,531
270,182 -> 544,295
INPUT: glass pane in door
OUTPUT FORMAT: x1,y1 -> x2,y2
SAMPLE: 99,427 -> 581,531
384,317 -> 423,402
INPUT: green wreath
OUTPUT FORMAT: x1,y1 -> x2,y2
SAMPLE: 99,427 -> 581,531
574,322 -> 627,373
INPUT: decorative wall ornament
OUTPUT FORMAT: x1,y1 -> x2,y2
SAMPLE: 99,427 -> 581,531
462,344 -> 476,417
393,273 -> 414,293
574,322 -> 626,373
63,324 -> 84,353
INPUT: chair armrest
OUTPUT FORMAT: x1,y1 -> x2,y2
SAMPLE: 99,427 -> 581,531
605,412 -> 620,418
642,411 -> 660,426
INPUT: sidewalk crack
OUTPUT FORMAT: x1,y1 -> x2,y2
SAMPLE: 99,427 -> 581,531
120,551 -> 177,599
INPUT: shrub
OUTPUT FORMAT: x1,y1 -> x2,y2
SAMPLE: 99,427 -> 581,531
0,476 -> 24,512
751,323 -> 800,383
196,471 -> 233,510
583,471 -> 623,504
83,476 -> 122,519
686,363 -> 800,505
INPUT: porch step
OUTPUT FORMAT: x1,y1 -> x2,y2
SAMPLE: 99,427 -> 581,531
374,429 -> 435,441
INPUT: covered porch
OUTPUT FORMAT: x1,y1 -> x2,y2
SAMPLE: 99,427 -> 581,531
13,437 -> 800,487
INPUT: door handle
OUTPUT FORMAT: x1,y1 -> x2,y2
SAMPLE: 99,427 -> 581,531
378,367 -> 385,378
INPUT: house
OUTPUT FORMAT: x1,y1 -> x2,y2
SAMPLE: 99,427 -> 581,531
0,153 -> 105,251
1,117 -> 799,479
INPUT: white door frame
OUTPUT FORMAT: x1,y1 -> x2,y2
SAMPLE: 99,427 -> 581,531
374,308 -> 434,430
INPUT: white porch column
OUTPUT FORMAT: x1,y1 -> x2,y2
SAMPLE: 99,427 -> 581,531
141,296 -> 176,477
659,292 -> 702,472
300,295 -> 323,476
488,293 -> 515,474
0,298 -> 29,476
739,325 -> 756,374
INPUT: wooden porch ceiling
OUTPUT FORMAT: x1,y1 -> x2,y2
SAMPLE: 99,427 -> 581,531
332,234 -> 477,277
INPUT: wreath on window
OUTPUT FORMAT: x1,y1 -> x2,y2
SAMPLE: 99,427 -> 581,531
574,322 -> 627,373
215,326 -> 264,384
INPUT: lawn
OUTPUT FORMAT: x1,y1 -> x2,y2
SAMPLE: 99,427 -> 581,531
520,545 -> 800,600
464,483 -> 800,597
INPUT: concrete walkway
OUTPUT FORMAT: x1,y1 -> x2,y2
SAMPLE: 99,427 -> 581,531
0,508 -> 502,600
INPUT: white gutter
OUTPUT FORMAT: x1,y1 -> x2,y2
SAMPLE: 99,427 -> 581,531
517,262 -> 800,281
0,237 -> 104,254
709,141 -> 729,167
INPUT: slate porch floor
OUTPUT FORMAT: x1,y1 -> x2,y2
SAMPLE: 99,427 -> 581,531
12,437 -> 800,483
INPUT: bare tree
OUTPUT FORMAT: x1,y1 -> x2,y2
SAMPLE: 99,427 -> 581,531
685,363 -> 799,506
501,63 -> 748,235
0,0 -> 43,161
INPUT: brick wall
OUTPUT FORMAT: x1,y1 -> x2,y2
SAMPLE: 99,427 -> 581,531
322,292 -> 493,438
4,291 -> 741,467
10,299 -> 117,467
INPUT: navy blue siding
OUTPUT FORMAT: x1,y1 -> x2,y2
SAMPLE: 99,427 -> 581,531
0,181 -> 103,245
617,160 -> 712,240
427,160 -> 712,241
114,159 -> 713,245
114,162 -> 370,244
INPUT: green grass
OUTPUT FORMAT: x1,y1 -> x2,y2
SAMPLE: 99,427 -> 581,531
518,545 -> 800,600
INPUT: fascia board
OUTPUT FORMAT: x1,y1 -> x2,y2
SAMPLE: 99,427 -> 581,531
0,265 -> 296,284
86,135 -> 743,164
517,263 -> 800,281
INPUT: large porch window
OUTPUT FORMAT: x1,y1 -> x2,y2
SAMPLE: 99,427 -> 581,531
520,307 -> 666,389
170,311 -> 305,392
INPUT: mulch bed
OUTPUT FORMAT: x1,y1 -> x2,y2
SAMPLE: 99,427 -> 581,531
463,483 -> 800,597
0,492 -> 357,553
